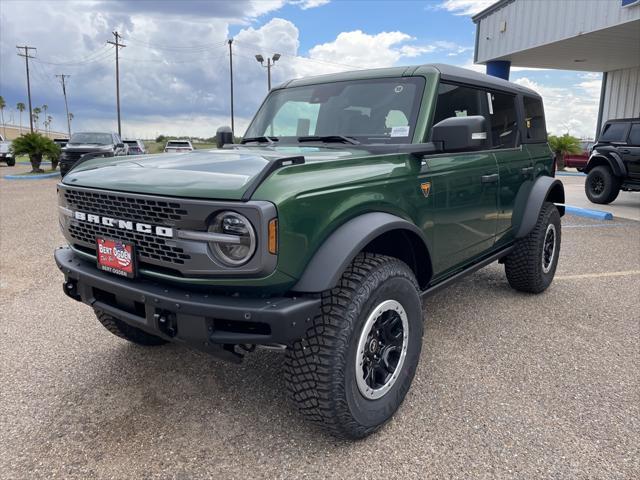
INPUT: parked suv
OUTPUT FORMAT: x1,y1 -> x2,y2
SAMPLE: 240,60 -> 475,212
164,139 -> 193,153
59,132 -> 128,177
584,118 -> 640,204
124,139 -> 147,155
55,64 -> 564,439
564,140 -> 593,171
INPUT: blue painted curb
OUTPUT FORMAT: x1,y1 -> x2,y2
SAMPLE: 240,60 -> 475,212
4,172 -> 60,180
556,171 -> 586,176
563,205 -> 613,220
17,161 -> 52,165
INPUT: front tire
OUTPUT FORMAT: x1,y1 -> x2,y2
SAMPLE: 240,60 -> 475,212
285,253 -> 423,439
6,157 -> 15,167
95,310 -> 167,346
585,165 -> 620,204
505,202 -> 561,293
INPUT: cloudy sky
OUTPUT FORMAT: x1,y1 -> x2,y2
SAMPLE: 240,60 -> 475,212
0,0 -> 601,139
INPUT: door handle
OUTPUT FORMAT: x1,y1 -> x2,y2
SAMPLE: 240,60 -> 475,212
481,174 -> 499,183
619,149 -> 631,154
521,166 -> 534,175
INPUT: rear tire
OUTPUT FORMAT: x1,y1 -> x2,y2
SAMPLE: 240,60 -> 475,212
505,202 -> 561,294
285,253 -> 423,439
95,310 -> 167,346
6,157 -> 15,167
585,165 -> 620,204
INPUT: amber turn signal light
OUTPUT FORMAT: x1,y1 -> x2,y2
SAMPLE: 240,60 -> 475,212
268,218 -> 278,254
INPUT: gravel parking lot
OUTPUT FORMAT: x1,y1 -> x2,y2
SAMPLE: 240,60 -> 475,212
1,165 -> 639,479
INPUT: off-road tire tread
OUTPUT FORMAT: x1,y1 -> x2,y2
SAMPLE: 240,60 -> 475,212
586,165 -> 620,204
284,253 -> 419,439
95,310 -> 167,346
504,202 -> 560,293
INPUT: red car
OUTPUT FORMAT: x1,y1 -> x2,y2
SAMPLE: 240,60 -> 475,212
563,140 -> 594,171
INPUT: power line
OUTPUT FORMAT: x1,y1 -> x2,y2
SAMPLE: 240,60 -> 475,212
123,36 -> 228,52
16,45 -> 36,133
228,38 -> 234,135
107,31 -> 126,136
31,45 -> 113,66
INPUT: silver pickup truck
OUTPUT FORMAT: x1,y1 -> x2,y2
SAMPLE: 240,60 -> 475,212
0,134 -> 15,166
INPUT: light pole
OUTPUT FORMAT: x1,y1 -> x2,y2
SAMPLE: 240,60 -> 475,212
255,53 -> 281,90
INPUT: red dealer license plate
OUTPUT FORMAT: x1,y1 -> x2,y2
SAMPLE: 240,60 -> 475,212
96,238 -> 136,278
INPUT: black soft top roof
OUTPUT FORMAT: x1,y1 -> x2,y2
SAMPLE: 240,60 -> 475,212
279,63 -> 541,98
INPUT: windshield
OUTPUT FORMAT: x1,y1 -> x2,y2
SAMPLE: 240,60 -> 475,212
69,132 -> 113,145
124,140 -> 138,146
166,141 -> 191,147
244,77 -> 425,144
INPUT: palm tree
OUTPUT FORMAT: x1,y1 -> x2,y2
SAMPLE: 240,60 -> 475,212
41,104 -> 48,134
16,103 -> 25,134
10,132 -> 60,173
32,107 -> 41,131
548,134 -> 582,170
68,112 -> 74,130
46,115 -> 53,136
0,96 -> 6,138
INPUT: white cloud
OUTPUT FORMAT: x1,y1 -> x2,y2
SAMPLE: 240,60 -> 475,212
437,0 -> 496,16
291,0 -> 331,9
513,76 -> 601,139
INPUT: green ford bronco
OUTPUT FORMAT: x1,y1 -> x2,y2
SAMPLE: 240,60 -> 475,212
55,64 -> 564,438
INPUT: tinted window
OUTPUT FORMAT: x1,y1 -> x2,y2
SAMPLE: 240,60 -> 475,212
432,83 -> 488,126
627,124 -> 640,145
600,122 -> 629,142
488,92 -> 518,148
523,96 -> 546,142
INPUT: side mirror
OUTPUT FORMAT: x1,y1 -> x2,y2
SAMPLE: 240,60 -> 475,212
431,115 -> 488,152
216,126 -> 234,148
117,143 -> 125,148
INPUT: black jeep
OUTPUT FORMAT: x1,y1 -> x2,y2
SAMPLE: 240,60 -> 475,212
585,118 -> 640,204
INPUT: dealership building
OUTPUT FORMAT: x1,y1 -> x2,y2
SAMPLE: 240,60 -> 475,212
472,0 -> 640,137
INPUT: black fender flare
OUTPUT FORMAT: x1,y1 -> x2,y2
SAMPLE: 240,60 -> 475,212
585,151 -> 626,177
291,212 -> 432,293
514,176 -> 565,239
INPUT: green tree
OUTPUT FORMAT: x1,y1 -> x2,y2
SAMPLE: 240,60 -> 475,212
41,104 -> 48,134
548,134 -> 582,170
10,132 -> 60,173
32,107 -> 42,131
0,96 -> 6,138
155,134 -> 166,144
16,102 -> 26,134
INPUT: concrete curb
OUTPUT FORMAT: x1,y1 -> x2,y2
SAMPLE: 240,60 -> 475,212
3,172 -> 60,180
17,161 -> 52,165
563,205 -> 613,220
556,171 -> 586,177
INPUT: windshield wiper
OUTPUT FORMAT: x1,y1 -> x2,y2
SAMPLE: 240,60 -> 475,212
297,135 -> 360,145
241,136 -> 279,144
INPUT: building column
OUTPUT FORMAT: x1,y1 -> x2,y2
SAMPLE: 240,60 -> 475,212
486,60 -> 511,80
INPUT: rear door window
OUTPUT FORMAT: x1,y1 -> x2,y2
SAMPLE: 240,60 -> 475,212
600,122 -> 629,142
523,96 -> 546,142
488,92 -> 518,148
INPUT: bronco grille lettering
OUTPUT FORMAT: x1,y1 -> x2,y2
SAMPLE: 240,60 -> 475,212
73,211 -> 173,238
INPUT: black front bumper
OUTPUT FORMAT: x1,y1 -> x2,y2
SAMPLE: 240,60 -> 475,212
55,247 -> 320,355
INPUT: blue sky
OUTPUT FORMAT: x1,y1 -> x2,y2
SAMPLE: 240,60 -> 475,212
0,0 -> 601,139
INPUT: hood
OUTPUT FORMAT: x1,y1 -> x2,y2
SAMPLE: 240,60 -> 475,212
62,148 -> 353,200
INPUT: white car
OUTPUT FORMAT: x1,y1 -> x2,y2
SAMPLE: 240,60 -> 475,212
164,139 -> 194,153
0,134 -> 15,166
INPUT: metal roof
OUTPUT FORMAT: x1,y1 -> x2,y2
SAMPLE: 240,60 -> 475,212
471,0 -> 514,23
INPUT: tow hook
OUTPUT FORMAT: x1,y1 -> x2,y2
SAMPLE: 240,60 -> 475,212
154,310 -> 177,337
63,280 -> 81,301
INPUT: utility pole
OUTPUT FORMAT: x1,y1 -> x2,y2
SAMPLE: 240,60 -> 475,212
228,38 -> 234,135
107,31 -> 125,136
16,45 -> 36,133
255,54 -> 281,91
56,74 -> 72,138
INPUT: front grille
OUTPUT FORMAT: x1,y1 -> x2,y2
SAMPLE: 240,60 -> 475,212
69,222 -> 190,265
64,188 -> 188,224
62,152 -> 84,162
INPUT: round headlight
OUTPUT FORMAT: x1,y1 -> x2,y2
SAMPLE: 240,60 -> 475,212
208,211 -> 256,266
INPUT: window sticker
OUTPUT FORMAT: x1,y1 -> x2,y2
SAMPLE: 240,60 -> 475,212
455,110 -> 468,117
394,85 -> 404,93
390,126 -> 410,137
